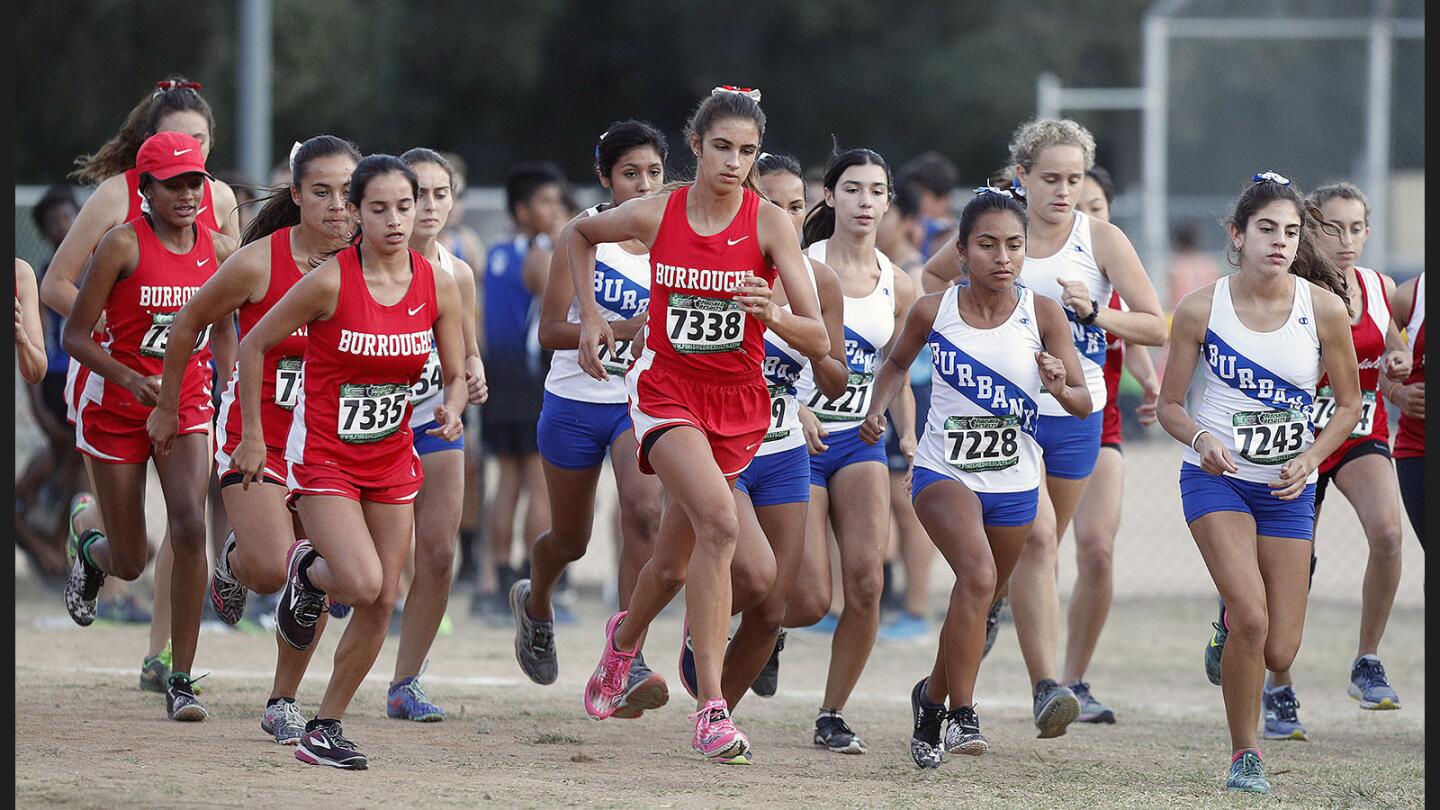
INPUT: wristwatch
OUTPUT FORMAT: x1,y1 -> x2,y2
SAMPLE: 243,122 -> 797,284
1078,299 -> 1100,326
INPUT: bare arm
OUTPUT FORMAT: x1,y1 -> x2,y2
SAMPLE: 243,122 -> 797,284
1122,342 -> 1161,426
62,227 -> 154,401
807,258 -> 849,400
1072,220 -> 1167,346
746,203 -> 828,359
859,292 -> 941,445
885,269 -> 919,443
427,269 -> 470,438
565,195 -> 667,380
210,179 -> 242,240
1387,275 -> 1424,419
1157,287 -> 1237,475
449,255 -> 487,404
1293,288 -> 1362,468
1034,295 -> 1093,418
14,259 -> 47,383
40,175 -> 128,317
920,239 -> 961,294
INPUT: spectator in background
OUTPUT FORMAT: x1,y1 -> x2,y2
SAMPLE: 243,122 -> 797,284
472,161 -> 565,622
17,185 -> 85,581
437,152 -> 488,270
1167,224 -> 1221,310
899,151 -> 959,259
876,180 -> 940,641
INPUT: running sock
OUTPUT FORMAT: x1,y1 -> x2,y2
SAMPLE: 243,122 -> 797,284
297,549 -> 323,594
1264,683 -> 1290,696
818,707 -> 844,720
78,529 -> 104,570
1231,748 -> 1262,763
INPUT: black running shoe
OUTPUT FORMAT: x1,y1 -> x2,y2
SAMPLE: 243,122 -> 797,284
209,532 -> 247,625
166,673 -> 209,722
276,540 -> 326,650
982,597 -> 1005,659
909,678 -> 945,769
814,711 -> 866,754
613,652 -> 669,720
1032,679 -> 1080,739
64,528 -> 106,627
944,704 -> 988,755
750,629 -> 786,698
295,719 -> 368,770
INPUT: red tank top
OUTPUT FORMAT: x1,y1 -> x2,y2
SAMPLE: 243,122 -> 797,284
1102,290 -> 1124,407
1314,268 -> 1391,472
96,216 -> 217,408
646,186 -> 776,378
1394,272 -> 1424,459
286,245 -> 438,477
125,168 -> 220,232
221,227 -> 309,451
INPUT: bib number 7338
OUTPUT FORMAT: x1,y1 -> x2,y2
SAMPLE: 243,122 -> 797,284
1231,409 -> 1307,465
666,293 -> 745,354
337,383 -> 409,444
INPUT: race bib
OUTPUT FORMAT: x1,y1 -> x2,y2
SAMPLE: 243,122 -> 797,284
274,357 -> 303,411
807,372 -> 873,423
665,293 -> 745,354
409,351 -> 443,404
139,312 -> 211,359
597,338 -> 635,376
1231,409 -> 1307,465
943,414 -> 1021,472
764,384 -> 792,442
337,382 -> 409,444
1310,386 -> 1376,438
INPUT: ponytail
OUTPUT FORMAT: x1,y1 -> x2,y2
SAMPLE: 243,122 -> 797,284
242,135 -> 361,246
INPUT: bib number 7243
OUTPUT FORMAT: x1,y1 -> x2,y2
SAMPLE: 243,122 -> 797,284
1231,409 -> 1307,465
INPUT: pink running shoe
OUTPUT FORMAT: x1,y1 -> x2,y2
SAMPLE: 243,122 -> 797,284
690,698 -> 751,764
584,611 -> 636,720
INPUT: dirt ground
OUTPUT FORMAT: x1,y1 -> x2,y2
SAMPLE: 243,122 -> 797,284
13,571 -> 1424,809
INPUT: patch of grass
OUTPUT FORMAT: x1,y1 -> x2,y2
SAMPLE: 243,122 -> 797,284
530,732 -> 582,745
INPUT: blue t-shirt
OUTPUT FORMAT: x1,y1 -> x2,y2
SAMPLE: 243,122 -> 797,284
483,234 -> 539,363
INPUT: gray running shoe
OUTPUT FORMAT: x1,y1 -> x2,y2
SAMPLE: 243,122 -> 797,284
166,674 -> 209,722
750,629 -> 786,698
209,532 -> 247,625
261,698 -> 307,745
1261,685 -> 1307,740
613,653 -> 669,719
509,579 -> 557,685
1349,655 -> 1401,710
1032,679 -> 1080,739
1070,680 -> 1116,724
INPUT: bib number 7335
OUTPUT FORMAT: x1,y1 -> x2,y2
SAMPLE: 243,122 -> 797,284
140,312 -> 211,359
1231,409 -> 1307,465
337,383 -> 409,444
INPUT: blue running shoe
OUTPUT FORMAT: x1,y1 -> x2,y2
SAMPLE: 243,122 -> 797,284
1069,681 -> 1116,724
798,612 -> 839,635
388,665 -> 445,722
880,611 -> 931,643
329,602 -> 351,619
1204,621 -> 1227,686
1261,685 -> 1307,740
678,620 -> 698,700
1225,750 -> 1269,793
1348,655 -> 1400,710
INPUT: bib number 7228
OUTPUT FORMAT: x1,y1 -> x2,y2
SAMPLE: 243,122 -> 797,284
943,414 -> 1021,472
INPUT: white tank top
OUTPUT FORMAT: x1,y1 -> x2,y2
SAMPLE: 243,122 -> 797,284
914,285 -> 1045,493
1021,210 -> 1111,416
408,243 -> 459,428
756,258 -> 818,457
544,205 -> 652,404
1406,271 -> 1424,337
794,240 -> 897,433
1182,276 -> 1322,484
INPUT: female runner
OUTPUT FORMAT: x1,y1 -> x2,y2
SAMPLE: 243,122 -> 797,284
510,121 -> 670,719
921,120 -> 1166,737
234,155 -> 468,769
1247,182 -> 1410,738
862,187 -> 1089,767
42,76 -> 240,692
673,152 -> 848,706
62,133 -> 237,721
1062,166 -> 1163,724
565,86 -> 828,764
781,147 -> 917,755
385,147 -> 488,722
1158,172 -> 1359,793
1389,272 -> 1424,541
147,135 -> 361,744
16,258 -> 47,383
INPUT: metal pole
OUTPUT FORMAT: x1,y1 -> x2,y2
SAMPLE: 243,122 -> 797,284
237,0 -> 272,186
1037,72 -> 1062,119
1364,0 -> 1393,272
1142,13 -> 1170,305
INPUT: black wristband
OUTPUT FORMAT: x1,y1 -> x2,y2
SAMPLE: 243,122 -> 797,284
1078,299 -> 1100,325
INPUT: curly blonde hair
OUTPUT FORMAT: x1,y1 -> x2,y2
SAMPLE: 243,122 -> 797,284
1008,118 -> 1096,171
